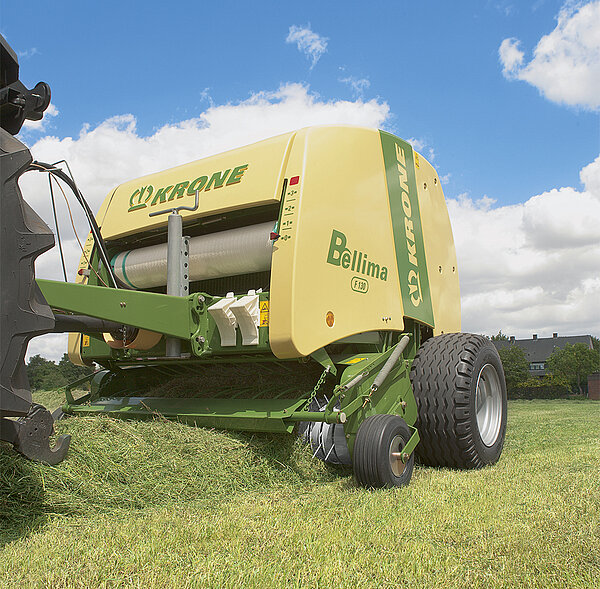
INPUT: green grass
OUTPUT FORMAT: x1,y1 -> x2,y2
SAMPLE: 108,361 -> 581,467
1,396 -> 598,588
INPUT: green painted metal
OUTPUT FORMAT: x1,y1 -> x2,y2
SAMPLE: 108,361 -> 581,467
44,270 -> 422,461
65,396 -> 307,433
402,426 -> 420,459
61,331 -> 420,456
329,335 -> 419,457
286,411 -> 345,424
37,281 -> 273,360
310,347 -> 338,376
379,131 -> 434,327
37,279 -> 195,339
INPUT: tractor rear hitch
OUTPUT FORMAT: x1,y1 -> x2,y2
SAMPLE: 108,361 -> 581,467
0,404 -> 70,465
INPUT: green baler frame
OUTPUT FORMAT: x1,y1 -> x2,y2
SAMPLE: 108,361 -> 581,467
39,277 -> 420,459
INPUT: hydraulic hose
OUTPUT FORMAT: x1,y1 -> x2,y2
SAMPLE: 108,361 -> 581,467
28,161 -> 120,289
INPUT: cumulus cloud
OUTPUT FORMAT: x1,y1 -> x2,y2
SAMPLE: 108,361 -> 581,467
18,78 -> 600,362
499,38 -> 524,76
21,83 -> 390,361
448,155 -> 600,338
19,103 -> 59,133
286,25 -> 328,69
499,1 -> 600,109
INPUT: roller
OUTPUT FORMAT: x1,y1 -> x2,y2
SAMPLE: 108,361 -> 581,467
112,222 -> 274,289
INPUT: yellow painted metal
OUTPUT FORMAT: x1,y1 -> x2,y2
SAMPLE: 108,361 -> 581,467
270,126 -> 405,358
98,132 -> 296,240
68,231 -> 95,366
92,125 -> 461,360
413,154 -> 461,335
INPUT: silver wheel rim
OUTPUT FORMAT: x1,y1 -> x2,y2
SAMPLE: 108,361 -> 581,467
388,435 -> 407,477
475,363 -> 503,447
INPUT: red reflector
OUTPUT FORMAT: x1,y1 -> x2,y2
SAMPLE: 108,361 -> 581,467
270,232 -> 280,241
289,176 -> 300,186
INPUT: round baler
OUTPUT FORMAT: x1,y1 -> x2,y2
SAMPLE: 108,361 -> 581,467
0,35 -> 507,486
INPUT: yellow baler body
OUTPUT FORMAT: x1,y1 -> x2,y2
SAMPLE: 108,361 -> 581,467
83,125 -> 460,360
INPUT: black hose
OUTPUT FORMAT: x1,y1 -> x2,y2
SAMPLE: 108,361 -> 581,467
28,161 -> 119,288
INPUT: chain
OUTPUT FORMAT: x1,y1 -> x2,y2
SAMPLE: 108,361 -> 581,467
304,366 -> 330,411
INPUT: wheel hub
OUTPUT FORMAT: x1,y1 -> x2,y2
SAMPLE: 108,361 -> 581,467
475,363 -> 503,446
388,435 -> 408,477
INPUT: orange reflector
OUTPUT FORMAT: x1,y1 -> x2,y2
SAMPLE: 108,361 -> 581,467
326,311 -> 335,327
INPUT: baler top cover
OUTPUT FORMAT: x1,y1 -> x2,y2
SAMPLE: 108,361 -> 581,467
96,125 -> 460,358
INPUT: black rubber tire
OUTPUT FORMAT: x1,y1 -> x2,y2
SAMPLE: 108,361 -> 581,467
410,333 -> 507,469
353,414 -> 415,488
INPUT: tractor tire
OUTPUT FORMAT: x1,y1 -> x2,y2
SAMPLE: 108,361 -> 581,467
410,333 -> 507,469
353,414 -> 414,488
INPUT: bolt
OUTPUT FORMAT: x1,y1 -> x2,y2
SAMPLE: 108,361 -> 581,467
120,302 -> 126,308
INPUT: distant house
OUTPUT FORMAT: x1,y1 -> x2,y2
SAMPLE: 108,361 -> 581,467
493,333 -> 594,377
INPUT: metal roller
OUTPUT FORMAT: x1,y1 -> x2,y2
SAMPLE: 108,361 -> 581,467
112,222 -> 274,289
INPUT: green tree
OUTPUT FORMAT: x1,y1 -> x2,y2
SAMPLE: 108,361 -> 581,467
26,355 -> 66,391
491,330 -> 510,342
498,345 -> 529,391
58,353 -> 94,382
546,343 -> 600,395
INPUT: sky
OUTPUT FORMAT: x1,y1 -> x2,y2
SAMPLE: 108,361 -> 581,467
1,0 -> 599,362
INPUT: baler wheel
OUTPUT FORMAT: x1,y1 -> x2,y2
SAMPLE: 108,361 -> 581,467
353,414 -> 414,488
410,333 -> 507,469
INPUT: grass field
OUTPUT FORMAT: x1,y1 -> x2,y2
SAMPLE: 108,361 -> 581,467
1,394 -> 598,588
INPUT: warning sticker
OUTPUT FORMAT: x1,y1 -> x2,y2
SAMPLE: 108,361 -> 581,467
346,357 -> 367,364
82,335 -> 90,347
260,300 -> 269,326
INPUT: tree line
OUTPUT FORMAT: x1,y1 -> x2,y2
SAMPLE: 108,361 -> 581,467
492,333 -> 600,398
26,335 -> 600,397
27,354 -> 95,391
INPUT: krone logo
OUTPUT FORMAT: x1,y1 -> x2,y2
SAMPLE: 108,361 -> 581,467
395,143 -> 422,307
127,164 -> 249,212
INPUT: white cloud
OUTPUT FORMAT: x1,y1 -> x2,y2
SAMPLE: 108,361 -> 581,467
19,103 -> 59,133
286,25 -> 328,69
499,1 -> 600,109
499,38 -> 524,76
20,83 -> 390,361
27,333 -> 69,363
448,154 -> 600,338
339,76 -> 370,98
19,77 -> 600,364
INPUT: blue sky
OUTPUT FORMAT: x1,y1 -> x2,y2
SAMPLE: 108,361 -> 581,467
2,0 -> 599,360
5,0 -> 597,203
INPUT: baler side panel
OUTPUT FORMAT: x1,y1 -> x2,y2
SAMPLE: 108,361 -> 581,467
270,126 -> 405,358
99,132 -> 296,240
413,154 -> 461,334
